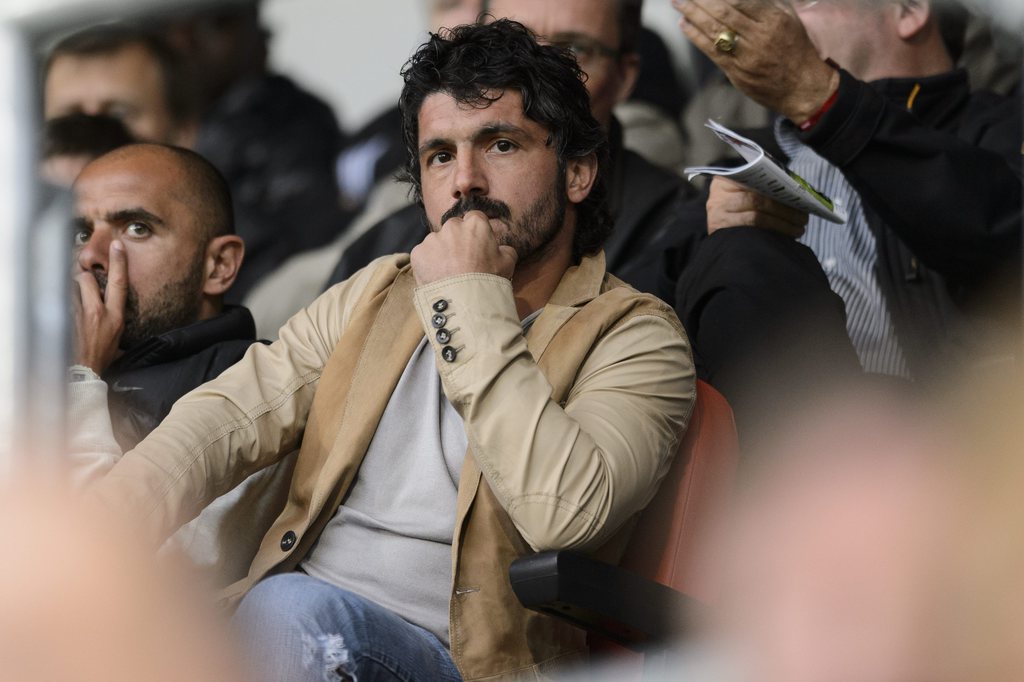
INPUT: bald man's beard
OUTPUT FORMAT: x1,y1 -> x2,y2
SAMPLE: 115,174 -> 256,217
93,252 -> 206,351
435,174 -> 568,268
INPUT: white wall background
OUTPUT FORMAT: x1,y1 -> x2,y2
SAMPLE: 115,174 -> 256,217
258,0 -> 1022,135
15,0 -> 1020,134
262,0 -> 426,131
260,0 -> 698,133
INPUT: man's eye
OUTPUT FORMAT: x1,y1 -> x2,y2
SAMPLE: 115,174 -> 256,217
125,222 -> 151,237
72,229 -> 90,246
566,43 -> 594,60
429,151 -> 453,166
492,140 -> 515,153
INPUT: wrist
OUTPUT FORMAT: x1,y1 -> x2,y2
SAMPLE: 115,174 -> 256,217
798,86 -> 839,132
68,364 -> 101,382
786,59 -> 841,127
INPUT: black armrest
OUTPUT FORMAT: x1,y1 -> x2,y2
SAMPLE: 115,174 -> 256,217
508,550 -> 701,651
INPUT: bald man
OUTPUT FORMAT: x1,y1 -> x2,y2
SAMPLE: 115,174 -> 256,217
70,143 -> 249,452
68,144 -> 290,584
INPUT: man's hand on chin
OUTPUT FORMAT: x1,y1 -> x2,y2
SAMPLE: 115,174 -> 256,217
72,240 -> 127,374
411,209 -> 518,287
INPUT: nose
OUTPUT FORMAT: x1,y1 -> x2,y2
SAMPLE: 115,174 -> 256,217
452,151 -> 487,200
76,228 -> 110,274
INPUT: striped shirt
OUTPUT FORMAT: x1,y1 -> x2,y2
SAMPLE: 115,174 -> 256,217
775,119 -> 910,378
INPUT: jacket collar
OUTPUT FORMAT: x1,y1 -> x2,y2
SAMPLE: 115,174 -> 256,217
868,68 -> 968,100
525,251 -> 608,362
545,250 -> 608,309
108,304 -> 257,373
868,68 -> 970,127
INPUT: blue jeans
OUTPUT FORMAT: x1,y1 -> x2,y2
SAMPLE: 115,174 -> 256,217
234,573 -> 462,682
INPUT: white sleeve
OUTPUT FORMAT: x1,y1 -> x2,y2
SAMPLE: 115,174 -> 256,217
66,372 -> 122,486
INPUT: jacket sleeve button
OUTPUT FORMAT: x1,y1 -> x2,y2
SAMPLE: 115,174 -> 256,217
432,299 -> 449,312
436,328 -> 451,344
280,530 -> 297,551
431,313 -> 447,329
441,346 -> 458,363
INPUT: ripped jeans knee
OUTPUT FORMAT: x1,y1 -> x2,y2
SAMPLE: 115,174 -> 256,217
234,572 -> 460,682
303,632 -> 354,681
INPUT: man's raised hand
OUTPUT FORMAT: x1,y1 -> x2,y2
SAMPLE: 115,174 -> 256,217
72,240 -> 127,373
672,0 -> 839,124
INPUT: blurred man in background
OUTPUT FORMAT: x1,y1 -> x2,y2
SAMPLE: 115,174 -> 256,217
161,0 -> 347,300
44,24 -> 196,145
675,0 -> 1021,392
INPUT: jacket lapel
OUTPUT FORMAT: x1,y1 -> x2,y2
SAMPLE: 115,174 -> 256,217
525,251 -> 607,361
298,266 -> 425,527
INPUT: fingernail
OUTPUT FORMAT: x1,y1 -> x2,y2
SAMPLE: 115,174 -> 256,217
111,240 -> 123,252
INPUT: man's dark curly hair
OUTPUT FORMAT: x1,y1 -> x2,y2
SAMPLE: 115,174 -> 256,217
399,18 -> 612,261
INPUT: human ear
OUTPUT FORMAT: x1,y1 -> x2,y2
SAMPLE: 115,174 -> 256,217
614,52 -> 641,104
895,0 -> 930,41
565,153 -> 599,205
202,235 -> 244,297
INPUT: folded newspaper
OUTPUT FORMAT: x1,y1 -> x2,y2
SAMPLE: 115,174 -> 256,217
684,120 -> 848,224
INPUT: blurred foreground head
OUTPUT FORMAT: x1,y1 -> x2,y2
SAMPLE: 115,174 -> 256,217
695,376 -> 1024,681
0,474 -> 243,681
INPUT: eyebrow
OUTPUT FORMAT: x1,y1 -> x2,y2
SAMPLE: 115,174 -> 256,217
105,207 -> 164,226
418,122 -> 534,157
71,207 -> 165,234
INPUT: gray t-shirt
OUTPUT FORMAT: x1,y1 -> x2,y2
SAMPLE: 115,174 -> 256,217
301,336 -> 465,644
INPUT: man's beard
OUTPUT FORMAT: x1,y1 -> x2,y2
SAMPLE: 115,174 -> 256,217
93,252 -> 206,351
437,175 -> 567,268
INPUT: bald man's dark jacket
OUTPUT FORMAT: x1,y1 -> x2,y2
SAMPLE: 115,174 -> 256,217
103,304 -> 261,451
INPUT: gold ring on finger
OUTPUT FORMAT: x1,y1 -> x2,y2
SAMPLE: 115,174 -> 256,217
714,29 -> 738,54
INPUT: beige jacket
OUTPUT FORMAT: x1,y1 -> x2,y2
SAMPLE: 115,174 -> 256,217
98,251 -> 695,679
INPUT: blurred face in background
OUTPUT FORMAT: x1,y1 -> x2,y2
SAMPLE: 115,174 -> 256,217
792,0 -> 897,81
486,0 -> 639,128
45,43 -> 186,144
429,0 -> 483,32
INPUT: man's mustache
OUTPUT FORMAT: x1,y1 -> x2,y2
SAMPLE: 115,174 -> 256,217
92,270 -> 108,297
440,195 -> 512,226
